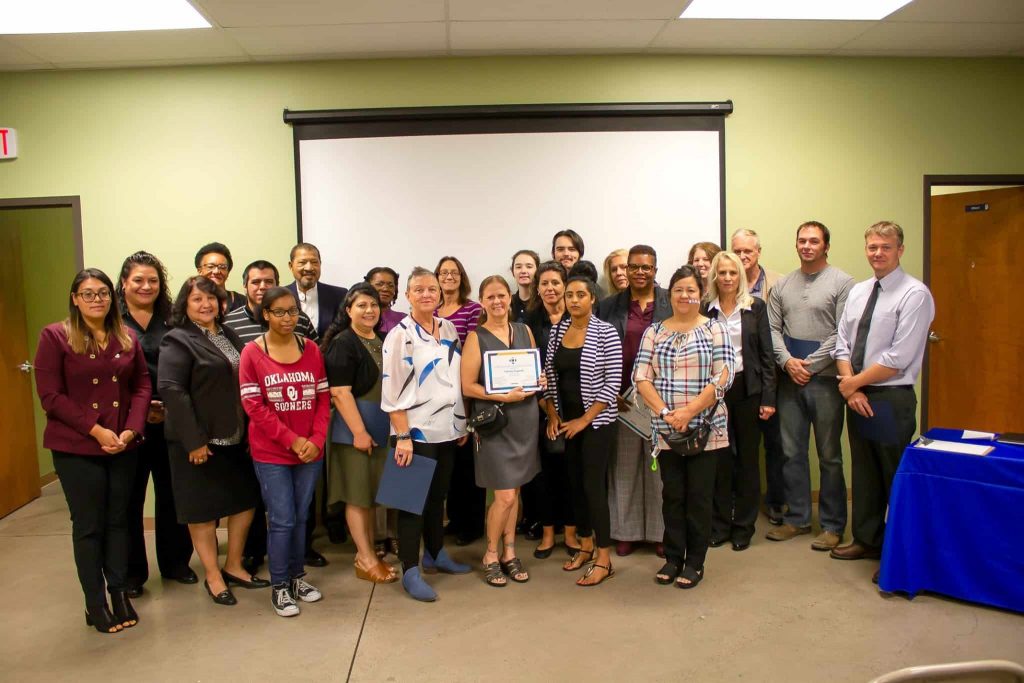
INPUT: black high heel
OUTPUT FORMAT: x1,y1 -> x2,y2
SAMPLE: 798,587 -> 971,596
85,604 -> 123,634
110,591 -> 139,628
204,579 -> 237,606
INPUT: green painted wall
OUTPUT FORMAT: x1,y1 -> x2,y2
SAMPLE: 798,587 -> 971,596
1,54 -> 1023,493
0,206 -> 76,477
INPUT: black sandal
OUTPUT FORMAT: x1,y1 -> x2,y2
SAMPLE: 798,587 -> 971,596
562,548 -> 594,572
500,557 -> 529,583
655,561 -> 681,585
85,604 -> 123,634
577,561 -> 615,586
676,565 -> 704,589
482,561 -> 507,587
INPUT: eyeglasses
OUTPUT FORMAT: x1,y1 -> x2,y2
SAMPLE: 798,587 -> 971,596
77,289 -> 111,302
268,307 -> 301,318
201,263 -> 229,273
372,281 -> 396,290
437,270 -> 460,278
627,264 -> 655,274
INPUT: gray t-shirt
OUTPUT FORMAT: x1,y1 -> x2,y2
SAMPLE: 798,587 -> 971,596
767,265 -> 855,377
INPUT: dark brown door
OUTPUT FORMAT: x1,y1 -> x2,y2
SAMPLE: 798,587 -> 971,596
927,186 -> 1024,432
0,224 -> 42,517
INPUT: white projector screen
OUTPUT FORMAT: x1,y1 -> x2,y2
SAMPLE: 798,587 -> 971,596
291,104 -> 728,313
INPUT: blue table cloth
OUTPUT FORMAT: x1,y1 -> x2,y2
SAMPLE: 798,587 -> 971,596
879,428 -> 1024,613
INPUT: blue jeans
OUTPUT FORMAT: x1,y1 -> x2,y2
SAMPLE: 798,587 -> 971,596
253,460 -> 323,585
777,376 -> 847,534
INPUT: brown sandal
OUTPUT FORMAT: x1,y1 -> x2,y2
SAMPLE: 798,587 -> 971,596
562,548 -> 594,572
577,562 -> 615,587
355,559 -> 398,584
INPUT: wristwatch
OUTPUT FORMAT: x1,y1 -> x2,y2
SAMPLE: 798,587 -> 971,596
659,407 -> 670,418
395,432 -> 412,441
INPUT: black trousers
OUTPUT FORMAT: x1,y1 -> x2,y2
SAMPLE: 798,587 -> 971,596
444,438 -> 485,538
848,386 -> 917,549
565,422 -> 616,547
126,423 -> 193,585
760,412 -> 785,510
398,440 -> 457,570
53,449 -> 138,607
660,446 -> 723,572
712,376 -> 762,545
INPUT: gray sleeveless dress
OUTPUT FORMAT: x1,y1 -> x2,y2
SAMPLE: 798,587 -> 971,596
473,322 -> 542,490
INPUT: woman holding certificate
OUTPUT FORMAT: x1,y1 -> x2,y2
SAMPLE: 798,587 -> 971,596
542,276 -> 622,587
382,267 -> 471,602
462,276 -> 542,587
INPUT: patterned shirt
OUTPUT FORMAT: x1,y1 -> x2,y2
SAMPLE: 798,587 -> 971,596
381,315 -> 467,443
436,300 -> 483,347
194,322 -> 244,446
632,319 -> 736,452
542,315 -> 622,429
223,304 -> 318,345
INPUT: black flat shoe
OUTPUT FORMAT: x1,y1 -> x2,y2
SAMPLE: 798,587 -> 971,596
223,570 -> 270,589
85,604 -> 123,634
165,568 -> 199,584
125,584 -> 144,599
731,541 -> 751,552
533,544 -> 555,559
204,580 -> 237,606
304,549 -> 329,567
110,591 -> 139,628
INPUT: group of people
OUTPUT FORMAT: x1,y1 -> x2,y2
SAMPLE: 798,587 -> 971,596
35,220 -> 934,631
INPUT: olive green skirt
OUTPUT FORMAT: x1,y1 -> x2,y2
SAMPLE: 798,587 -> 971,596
327,442 -> 387,509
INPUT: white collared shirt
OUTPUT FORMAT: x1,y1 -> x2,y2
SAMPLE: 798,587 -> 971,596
709,297 -> 748,373
296,282 -> 319,331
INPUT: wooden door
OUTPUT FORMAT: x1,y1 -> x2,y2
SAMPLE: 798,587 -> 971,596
927,186 -> 1024,432
0,224 -> 42,517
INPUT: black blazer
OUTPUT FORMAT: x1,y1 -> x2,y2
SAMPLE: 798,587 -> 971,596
703,298 -> 777,408
287,281 -> 348,338
158,324 -> 245,452
596,287 -> 672,340
323,328 -> 383,399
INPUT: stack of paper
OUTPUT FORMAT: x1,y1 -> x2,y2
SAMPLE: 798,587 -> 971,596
916,437 -> 993,456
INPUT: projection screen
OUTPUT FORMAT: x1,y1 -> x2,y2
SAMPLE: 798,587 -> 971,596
287,103 -> 731,313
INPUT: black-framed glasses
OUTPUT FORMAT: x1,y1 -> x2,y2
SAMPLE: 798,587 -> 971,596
268,307 -> 300,318
627,264 -> 655,274
77,289 -> 112,302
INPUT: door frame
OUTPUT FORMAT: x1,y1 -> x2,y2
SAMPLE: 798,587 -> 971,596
0,196 -> 84,268
921,175 -> 1024,430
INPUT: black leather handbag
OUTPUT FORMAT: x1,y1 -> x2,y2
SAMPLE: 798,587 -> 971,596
663,399 -> 722,456
468,404 -> 507,436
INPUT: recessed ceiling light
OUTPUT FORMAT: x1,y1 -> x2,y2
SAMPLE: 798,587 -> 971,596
0,0 -> 210,34
679,0 -> 914,21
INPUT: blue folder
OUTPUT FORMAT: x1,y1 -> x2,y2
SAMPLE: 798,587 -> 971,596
330,399 -> 391,447
375,449 -> 437,515
851,398 -> 902,445
783,335 -> 821,360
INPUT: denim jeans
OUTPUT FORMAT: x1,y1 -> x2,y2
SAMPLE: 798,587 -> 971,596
253,460 -> 323,584
777,376 -> 847,534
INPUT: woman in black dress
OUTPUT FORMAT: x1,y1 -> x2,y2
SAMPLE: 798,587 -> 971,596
159,276 -> 265,606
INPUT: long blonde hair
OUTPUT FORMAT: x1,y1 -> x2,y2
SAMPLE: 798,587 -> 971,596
706,252 -> 753,309
64,268 -> 132,355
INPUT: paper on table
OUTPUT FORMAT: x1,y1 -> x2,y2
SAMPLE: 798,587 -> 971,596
962,429 -> 996,440
917,437 -> 993,456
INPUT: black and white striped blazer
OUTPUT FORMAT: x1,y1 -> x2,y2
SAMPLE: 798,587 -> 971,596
543,315 -> 622,429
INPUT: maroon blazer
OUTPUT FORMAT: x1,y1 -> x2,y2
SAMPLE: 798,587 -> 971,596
35,322 -> 152,456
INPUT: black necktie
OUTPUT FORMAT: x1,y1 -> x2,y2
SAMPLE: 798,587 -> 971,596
851,280 -> 881,374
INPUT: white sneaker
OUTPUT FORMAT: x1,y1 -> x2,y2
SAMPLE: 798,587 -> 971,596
291,576 -> 322,603
272,583 -> 299,617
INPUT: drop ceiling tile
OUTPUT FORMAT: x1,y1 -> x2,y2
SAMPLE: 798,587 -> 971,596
228,23 -> 447,56
195,0 -> 445,28
0,37 -> 50,68
450,20 -> 665,51
449,0 -> 687,21
654,19 -> 874,50
5,29 -> 246,64
841,21 -> 1024,52
884,0 -> 1024,23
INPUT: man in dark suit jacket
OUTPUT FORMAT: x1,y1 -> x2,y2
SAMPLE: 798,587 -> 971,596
595,244 -> 672,557
287,243 -> 348,338
286,242 -> 349,565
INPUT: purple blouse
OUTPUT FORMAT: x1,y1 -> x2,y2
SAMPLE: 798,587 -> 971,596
436,300 -> 483,347
379,308 -> 406,335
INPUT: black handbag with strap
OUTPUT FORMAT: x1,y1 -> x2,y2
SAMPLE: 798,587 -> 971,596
468,403 -> 508,436
662,398 -> 722,456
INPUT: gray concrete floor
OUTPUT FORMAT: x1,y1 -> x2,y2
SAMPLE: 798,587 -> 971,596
1,483 -> 1021,682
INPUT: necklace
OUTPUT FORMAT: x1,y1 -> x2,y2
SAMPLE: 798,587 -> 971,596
570,320 -> 589,330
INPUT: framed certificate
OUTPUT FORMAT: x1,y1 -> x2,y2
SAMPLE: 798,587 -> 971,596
483,348 -> 542,394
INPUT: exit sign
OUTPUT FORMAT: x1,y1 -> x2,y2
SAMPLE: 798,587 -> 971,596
0,128 -> 17,159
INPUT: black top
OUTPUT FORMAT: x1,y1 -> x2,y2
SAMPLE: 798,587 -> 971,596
123,311 -> 170,401
525,306 -> 570,362
701,297 -> 777,408
596,286 -> 673,340
157,323 -> 245,452
554,345 -> 584,410
323,328 -> 385,399
510,295 -> 530,324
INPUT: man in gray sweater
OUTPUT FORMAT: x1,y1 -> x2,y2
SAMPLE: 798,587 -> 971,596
766,221 -> 855,551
